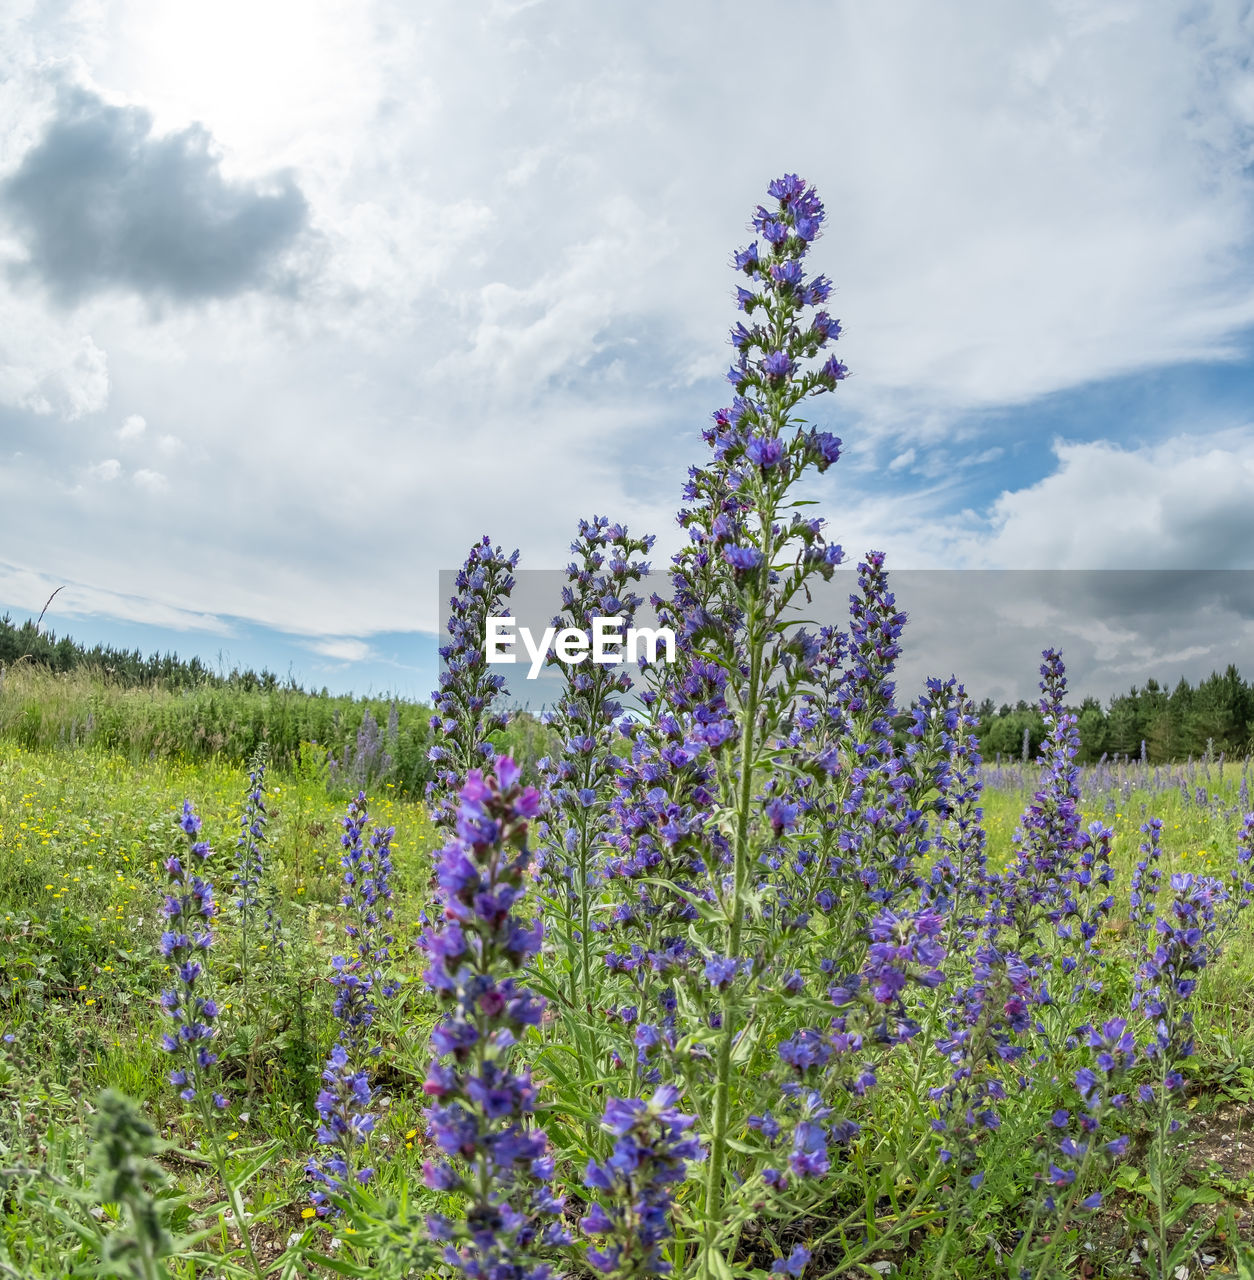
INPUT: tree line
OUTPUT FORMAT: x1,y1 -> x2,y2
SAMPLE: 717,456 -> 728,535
0,612 -> 295,693
5,611 -> 1251,767
974,665 -> 1253,764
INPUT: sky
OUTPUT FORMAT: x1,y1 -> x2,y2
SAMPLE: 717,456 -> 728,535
2,0 -> 1253,706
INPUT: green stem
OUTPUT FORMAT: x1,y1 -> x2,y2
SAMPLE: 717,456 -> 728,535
1152,1045 -> 1171,1270
191,1061 -> 263,1279
700,572 -> 766,1278
1027,1142 -> 1097,1280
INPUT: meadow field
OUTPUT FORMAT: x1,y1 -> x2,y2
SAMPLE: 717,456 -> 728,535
1,676 -> 1253,1278
4,177 -> 1254,1280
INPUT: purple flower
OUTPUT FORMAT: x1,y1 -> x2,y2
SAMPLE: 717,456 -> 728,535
772,1245 -> 811,1276
761,351 -> 795,381
765,797 -> 800,834
580,1085 -> 703,1278
818,354 -> 848,385
723,545 -> 764,572
778,1030 -> 832,1074
420,759 -> 569,1273
788,1121 -> 830,1179
159,801 -> 225,1112
703,955 -> 740,990
746,435 -> 785,469
428,537 -> 520,829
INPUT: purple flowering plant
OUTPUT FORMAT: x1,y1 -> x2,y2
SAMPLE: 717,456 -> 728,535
231,745 -> 269,1004
1121,824 -> 1253,1276
159,801 -> 268,1275
534,516 -> 654,1015
306,790 -> 399,1214
428,537 -> 521,829
408,178 -> 1254,1279
144,175 -> 1254,1280
418,756 -> 571,1280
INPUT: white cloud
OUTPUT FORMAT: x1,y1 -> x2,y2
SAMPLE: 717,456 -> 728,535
820,428 -> 1254,574
976,431 -> 1254,569
132,467 -> 167,491
306,637 -> 375,662
87,457 -> 121,480
0,302 -> 110,419
0,558 -> 231,633
2,0 -> 1254,660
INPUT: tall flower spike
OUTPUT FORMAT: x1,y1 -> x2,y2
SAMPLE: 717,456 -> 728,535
536,515 -> 653,1010
420,757 -> 570,1277
580,1084 -> 705,1278
1003,649 -> 1085,947
329,792 -> 398,1051
159,801 -> 229,1114
232,747 -> 268,997
664,177 -> 860,1275
306,791 -> 395,1213
674,172 -> 846,649
914,678 -> 989,952
830,554 -> 922,922
428,537 -> 520,828
305,1043 -> 377,1216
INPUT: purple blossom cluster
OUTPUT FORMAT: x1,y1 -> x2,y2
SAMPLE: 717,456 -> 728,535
287,174 -> 1254,1276
428,537 -> 520,828
1001,650 -> 1095,945
1133,867 -> 1229,1079
536,516 -> 653,1006
335,707 -> 397,791
419,757 -> 570,1278
930,947 -> 1032,1189
134,176 -> 1254,1280
306,792 -> 396,1213
159,801 -> 228,1113
914,678 -> 989,945
330,792 -> 398,1048
1034,1018 -> 1135,1216
306,1044 -> 377,1215
580,1085 -> 704,1277
675,172 -> 846,629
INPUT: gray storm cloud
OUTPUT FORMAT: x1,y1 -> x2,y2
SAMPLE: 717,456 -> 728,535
1,86 -> 309,305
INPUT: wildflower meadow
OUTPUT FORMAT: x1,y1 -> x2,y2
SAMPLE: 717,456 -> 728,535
3,176 -> 1254,1280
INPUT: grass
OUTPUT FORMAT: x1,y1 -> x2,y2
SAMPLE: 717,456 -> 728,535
0,735 -> 448,1273
0,662 -> 438,791
1,732 -> 1253,1276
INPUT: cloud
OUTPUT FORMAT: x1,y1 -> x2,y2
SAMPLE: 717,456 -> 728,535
790,567 -> 1254,708
0,558 -> 231,634
0,296 -> 109,418
306,637 -> 376,663
132,467 -> 167,491
0,85 -> 309,304
88,458 -> 121,481
2,0 -> 1254,698
978,432 -> 1254,569
117,413 -> 146,439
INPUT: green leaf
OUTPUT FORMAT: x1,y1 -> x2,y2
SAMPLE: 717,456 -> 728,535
297,1249 -> 375,1277
706,1248 -> 736,1280
228,1139 -> 281,1189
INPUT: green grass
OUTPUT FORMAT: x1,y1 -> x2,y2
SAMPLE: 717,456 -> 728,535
0,735 -> 448,1271
1,734 -> 1253,1277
